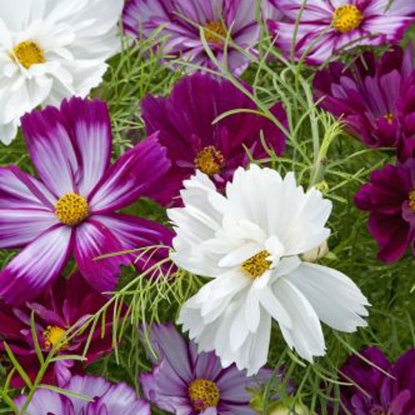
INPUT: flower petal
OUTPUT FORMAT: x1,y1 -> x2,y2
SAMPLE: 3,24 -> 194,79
93,213 -> 175,279
89,133 -> 171,212
59,97 -> 112,196
273,278 -> 326,362
21,104 -> 79,198
0,225 -> 73,305
285,263 -> 369,332
0,209 -> 58,249
74,219 -> 131,293
0,166 -> 56,209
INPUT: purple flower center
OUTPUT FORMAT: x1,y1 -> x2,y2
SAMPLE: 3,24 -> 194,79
332,5 -> 363,33
409,190 -> 415,211
188,379 -> 220,411
241,250 -> 271,279
43,325 -> 69,351
194,146 -> 225,176
383,113 -> 395,125
204,21 -> 227,44
12,40 -> 45,69
55,192 -> 90,226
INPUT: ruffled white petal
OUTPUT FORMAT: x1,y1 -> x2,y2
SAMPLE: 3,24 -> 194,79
285,263 -> 370,332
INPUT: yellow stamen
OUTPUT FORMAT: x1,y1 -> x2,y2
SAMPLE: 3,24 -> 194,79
204,21 -> 227,44
241,250 -> 271,279
194,146 -> 225,176
43,326 -> 68,351
384,113 -> 395,125
13,40 -> 45,69
409,190 -> 415,211
332,5 -> 363,33
55,193 -> 89,226
188,379 -> 220,411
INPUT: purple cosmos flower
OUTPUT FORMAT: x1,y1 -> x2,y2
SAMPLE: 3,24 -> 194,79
333,347 -> 415,415
355,159 -> 415,263
140,323 -> 270,414
397,71 -> 415,161
0,273 -> 117,388
141,73 -> 287,206
314,46 -> 415,148
15,375 -> 150,415
122,0 -> 263,75
268,0 -> 415,65
0,97 -> 174,306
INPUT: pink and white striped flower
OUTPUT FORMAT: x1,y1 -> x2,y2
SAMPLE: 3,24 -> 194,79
268,0 -> 415,65
0,97 -> 173,305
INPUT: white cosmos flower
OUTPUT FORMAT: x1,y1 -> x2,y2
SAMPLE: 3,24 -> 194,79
169,165 -> 369,375
0,0 -> 123,144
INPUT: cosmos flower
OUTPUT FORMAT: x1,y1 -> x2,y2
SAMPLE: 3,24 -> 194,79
396,71 -> 415,162
0,273 -> 116,387
122,0 -> 264,75
0,0 -> 123,145
169,165 -> 369,375
140,323 -> 269,414
333,347 -> 415,415
267,0 -> 415,65
141,73 -> 287,206
0,97 -> 174,306
314,46 -> 415,148
15,375 -> 151,415
355,159 -> 415,263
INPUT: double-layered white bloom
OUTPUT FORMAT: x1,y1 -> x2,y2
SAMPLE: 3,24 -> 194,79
0,0 -> 123,144
169,165 -> 369,375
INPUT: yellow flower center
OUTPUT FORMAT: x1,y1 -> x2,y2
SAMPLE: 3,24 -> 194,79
188,379 -> 220,411
55,193 -> 90,226
194,146 -> 225,176
384,113 -> 395,125
332,5 -> 363,33
43,326 -> 69,351
13,40 -> 46,69
409,190 -> 415,211
241,250 -> 271,279
204,21 -> 227,44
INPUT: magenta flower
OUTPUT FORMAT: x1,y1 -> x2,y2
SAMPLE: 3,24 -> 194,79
0,273 -> 116,388
140,323 -> 270,414
122,0 -> 263,75
0,97 -> 174,305
314,46 -> 414,148
141,73 -> 287,206
332,347 -> 415,415
268,0 -> 415,65
355,159 -> 415,263
15,375 -> 150,415
397,72 -> 415,161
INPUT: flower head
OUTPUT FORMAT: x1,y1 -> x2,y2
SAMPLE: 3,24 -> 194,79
122,0 -> 264,74
333,347 -> 415,415
169,165 -> 369,374
0,97 -> 174,305
268,0 -> 415,65
140,323 -> 270,414
355,159 -> 415,262
314,46 -> 415,148
0,0 -> 123,144
0,273 -> 116,387
142,73 -> 287,206
15,375 -> 150,415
